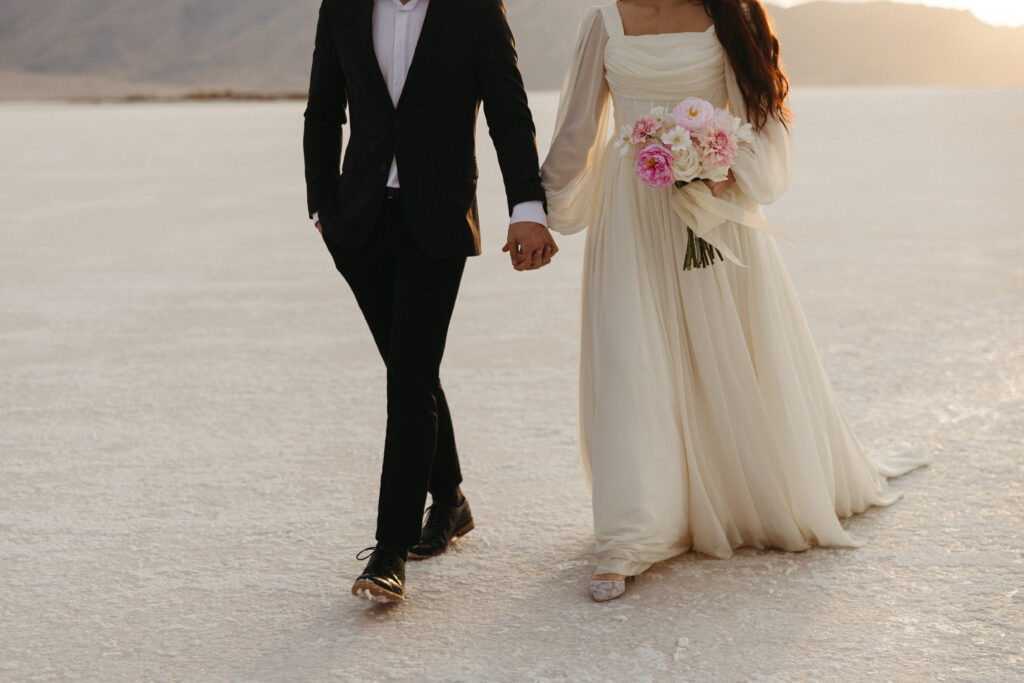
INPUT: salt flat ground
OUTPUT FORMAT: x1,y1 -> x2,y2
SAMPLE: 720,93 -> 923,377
1,89 -> 1022,681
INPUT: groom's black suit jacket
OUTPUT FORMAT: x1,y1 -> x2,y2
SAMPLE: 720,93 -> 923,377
303,0 -> 546,258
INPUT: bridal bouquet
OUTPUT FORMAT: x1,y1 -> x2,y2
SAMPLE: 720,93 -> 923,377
615,97 -> 753,269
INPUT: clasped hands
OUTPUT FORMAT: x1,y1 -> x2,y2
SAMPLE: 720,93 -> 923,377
503,222 -> 558,271
315,219 -> 558,272
316,178 -> 727,270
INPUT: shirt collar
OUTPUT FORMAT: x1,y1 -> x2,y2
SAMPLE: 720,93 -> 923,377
391,0 -> 424,11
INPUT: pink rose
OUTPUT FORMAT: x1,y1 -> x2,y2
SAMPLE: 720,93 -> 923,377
673,97 -> 715,134
635,143 -> 676,189
630,115 -> 659,144
699,118 -> 740,169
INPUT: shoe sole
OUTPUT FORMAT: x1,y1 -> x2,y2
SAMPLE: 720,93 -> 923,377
351,580 -> 403,603
407,520 -> 475,560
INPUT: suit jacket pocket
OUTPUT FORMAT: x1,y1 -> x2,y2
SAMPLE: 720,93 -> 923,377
432,173 -> 477,217
318,172 -> 350,229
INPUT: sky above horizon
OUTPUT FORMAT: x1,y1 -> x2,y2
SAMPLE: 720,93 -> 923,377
771,0 -> 1024,26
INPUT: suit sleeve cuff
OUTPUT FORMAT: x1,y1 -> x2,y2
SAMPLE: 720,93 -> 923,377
509,201 -> 547,227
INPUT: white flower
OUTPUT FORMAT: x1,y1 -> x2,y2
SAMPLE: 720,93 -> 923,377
711,108 -> 738,129
671,144 -> 703,182
650,106 -> 669,126
614,124 -> 633,157
737,121 -> 754,145
660,126 -> 693,152
715,109 -> 754,145
700,160 -> 730,183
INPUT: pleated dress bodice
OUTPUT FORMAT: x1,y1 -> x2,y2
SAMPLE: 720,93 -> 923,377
603,20 -> 729,130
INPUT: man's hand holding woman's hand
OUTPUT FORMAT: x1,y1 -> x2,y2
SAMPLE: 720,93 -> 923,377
503,222 -> 558,271
318,218 -> 558,271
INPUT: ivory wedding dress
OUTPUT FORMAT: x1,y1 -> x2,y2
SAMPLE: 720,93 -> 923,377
541,4 -> 928,577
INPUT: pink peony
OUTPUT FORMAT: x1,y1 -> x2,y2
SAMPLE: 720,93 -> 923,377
635,143 -> 676,189
699,118 -> 740,169
630,115 -> 659,144
673,97 -> 715,134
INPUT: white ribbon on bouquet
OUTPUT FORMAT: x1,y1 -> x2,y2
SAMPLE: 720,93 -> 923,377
669,181 -> 797,268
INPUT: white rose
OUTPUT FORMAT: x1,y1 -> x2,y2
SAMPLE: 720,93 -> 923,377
671,144 -> 703,182
700,161 -> 730,183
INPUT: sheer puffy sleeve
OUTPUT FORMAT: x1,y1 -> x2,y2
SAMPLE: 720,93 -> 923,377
540,7 -> 611,235
725,61 -> 793,206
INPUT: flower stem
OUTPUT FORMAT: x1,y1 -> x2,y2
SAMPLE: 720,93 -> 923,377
682,228 -> 724,271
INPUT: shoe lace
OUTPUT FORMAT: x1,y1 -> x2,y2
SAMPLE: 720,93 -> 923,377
421,504 -> 447,533
355,546 -> 377,561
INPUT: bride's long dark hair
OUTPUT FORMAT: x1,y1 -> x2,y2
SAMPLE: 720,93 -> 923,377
701,0 -> 791,129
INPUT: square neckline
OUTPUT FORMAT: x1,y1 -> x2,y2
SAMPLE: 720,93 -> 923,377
608,3 -> 716,38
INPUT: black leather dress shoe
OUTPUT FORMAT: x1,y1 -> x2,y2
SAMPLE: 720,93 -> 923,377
351,546 -> 405,602
408,496 -> 474,560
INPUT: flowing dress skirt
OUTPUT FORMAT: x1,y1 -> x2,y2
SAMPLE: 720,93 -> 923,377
581,156 -> 926,576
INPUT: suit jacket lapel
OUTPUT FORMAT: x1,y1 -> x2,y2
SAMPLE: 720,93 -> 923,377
358,0 -> 393,109
397,0 -> 452,111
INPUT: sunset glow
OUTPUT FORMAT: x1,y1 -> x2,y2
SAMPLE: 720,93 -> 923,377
772,0 -> 1024,27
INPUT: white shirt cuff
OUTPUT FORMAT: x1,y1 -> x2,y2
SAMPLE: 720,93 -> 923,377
509,200 -> 547,227
317,204 -> 545,226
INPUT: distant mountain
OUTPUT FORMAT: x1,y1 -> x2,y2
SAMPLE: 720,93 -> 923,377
0,0 -> 317,97
769,1 -> 1024,86
1,1 -> 1022,99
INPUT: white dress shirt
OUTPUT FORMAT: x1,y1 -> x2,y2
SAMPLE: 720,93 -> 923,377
375,0 -> 428,189
315,0 -> 546,227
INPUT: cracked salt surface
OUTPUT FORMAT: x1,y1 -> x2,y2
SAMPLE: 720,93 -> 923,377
0,89 -> 1022,680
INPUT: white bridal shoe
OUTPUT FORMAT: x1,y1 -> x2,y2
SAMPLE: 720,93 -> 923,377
589,578 -> 627,602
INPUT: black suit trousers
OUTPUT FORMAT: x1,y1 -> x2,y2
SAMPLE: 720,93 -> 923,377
324,195 -> 465,547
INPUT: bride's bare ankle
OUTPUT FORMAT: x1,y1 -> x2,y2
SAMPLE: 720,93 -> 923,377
592,573 -> 626,581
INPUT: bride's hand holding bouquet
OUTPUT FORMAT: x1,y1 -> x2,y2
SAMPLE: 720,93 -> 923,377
615,96 -> 752,268
703,171 -> 736,199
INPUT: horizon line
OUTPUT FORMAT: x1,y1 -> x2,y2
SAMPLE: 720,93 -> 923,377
765,0 -> 1024,28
